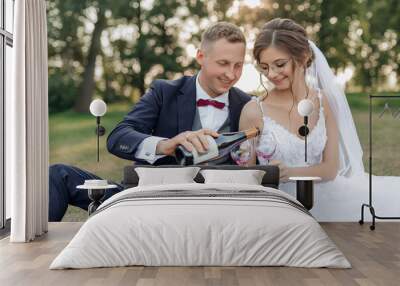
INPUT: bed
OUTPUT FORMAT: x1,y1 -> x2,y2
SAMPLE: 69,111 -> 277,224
50,165 -> 350,269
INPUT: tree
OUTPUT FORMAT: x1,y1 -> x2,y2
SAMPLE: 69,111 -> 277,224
210,0 -> 235,21
110,0 -> 208,97
47,0 -> 87,112
75,2 -> 108,112
350,0 -> 400,91
234,0 -> 400,92
47,0 -> 209,112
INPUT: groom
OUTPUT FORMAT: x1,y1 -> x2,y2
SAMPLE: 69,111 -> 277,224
49,22 -> 251,221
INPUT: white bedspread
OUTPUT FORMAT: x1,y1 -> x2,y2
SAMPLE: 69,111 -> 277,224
50,183 -> 350,269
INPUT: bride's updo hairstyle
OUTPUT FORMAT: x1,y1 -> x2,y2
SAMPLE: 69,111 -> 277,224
253,18 -> 314,68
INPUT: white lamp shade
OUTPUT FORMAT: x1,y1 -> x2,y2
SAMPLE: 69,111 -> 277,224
89,99 -> 107,117
298,99 -> 314,117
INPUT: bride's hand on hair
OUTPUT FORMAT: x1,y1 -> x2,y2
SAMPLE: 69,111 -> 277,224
292,61 -> 308,99
270,160 -> 290,182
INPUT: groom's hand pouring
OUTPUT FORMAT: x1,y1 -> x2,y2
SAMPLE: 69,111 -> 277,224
156,128 -> 220,156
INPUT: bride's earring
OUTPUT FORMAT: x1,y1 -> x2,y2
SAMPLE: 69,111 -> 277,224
259,73 -> 270,100
305,64 -> 317,89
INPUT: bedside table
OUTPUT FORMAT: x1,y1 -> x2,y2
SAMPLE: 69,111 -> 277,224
289,177 -> 321,210
77,183 -> 118,215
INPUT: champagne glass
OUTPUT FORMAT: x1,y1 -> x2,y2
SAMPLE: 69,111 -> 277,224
230,138 -> 255,166
255,132 -> 277,165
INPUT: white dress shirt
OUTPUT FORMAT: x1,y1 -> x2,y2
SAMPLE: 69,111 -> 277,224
135,73 -> 230,164
195,75 -> 229,131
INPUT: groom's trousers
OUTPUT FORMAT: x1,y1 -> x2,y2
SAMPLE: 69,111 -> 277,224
48,164 -> 124,222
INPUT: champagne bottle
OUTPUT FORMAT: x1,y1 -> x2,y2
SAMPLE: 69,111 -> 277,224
175,127 -> 260,165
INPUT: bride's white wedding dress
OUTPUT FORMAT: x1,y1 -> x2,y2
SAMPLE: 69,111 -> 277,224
255,95 -> 400,222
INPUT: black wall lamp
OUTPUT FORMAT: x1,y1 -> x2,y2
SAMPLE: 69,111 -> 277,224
89,99 -> 107,162
298,99 -> 314,162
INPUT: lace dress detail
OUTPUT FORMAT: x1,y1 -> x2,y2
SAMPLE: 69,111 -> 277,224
256,92 -> 327,167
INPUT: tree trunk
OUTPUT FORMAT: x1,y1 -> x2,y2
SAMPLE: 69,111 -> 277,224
74,9 -> 107,112
137,1 -> 146,96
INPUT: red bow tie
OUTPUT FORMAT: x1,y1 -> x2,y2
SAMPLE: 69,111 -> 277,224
196,98 -> 225,109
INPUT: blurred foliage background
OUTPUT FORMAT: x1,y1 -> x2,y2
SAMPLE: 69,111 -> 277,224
47,0 -> 400,113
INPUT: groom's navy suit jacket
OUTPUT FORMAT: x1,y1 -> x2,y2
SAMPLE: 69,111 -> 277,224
107,75 -> 251,165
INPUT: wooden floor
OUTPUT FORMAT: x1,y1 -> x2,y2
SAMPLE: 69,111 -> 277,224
0,222 -> 399,286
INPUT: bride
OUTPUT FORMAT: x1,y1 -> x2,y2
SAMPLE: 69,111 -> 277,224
239,18 -> 400,221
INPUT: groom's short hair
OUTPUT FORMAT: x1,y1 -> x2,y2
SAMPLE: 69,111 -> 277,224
201,22 -> 246,50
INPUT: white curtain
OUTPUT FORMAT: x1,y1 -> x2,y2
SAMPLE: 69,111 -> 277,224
7,0 -> 49,242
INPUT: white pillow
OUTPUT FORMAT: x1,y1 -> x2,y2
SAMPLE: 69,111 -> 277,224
135,167 -> 200,186
200,169 -> 266,185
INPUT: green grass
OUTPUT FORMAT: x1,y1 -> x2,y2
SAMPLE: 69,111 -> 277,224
50,102 -> 132,181
346,92 -> 400,176
51,95 -> 400,221
50,103 -> 133,222
346,92 -> 400,110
